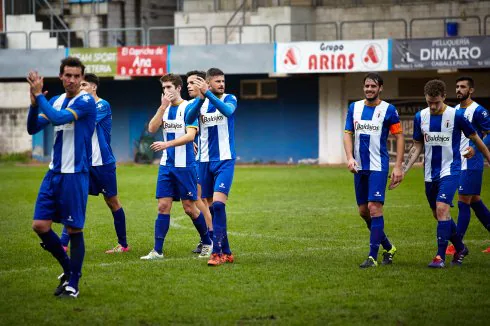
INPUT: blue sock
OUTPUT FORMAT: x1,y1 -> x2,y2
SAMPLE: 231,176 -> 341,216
471,200 -> 490,231
437,220 -> 451,260
60,226 -> 70,247
368,216 -> 384,260
380,232 -> 392,251
192,212 -> 212,245
222,232 -> 232,255
68,232 -> 85,291
456,201 -> 471,239
154,214 -> 170,254
38,229 -> 70,275
450,218 -> 464,252
112,207 -> 128,248
212,202 -> 226,255
208,205 -> 214,243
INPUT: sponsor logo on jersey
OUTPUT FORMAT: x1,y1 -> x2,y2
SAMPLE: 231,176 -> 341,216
163,121 -> 184,132
424,132 -> 452,146
201,113 -> 226,127
354,120 -> 382,135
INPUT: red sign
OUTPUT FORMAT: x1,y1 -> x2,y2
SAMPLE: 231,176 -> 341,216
117,46 -> 168,77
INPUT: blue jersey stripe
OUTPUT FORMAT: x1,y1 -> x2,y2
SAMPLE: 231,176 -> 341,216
429,114 -> 442,180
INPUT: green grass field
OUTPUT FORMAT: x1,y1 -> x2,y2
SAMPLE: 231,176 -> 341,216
0,164 -> 489,325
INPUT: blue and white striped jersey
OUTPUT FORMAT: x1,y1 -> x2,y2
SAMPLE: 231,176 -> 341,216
344,100 -> 402,172
456,101 -> 490,171
44,91 -> 96,173
91,98 -> 116,166
160,100 -> 198,167
413,105 -> 476,182
197,93 -> 237,162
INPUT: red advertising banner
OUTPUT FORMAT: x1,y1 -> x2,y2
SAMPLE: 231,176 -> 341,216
117,46 -> 168,77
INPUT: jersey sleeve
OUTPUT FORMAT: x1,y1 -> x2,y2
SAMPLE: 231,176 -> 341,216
67,94 -> 96,120
456,110 -> 476,138
387,105 -> 403,134
185,116 -> 199,129
96,100 -> 111,123
344,103 -> 354,134
474,106 -> 490,132
413,112 -> 423,142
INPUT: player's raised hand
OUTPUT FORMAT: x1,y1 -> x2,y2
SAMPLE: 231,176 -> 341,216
194,77 -> 209,94
160,93 -> 171,109
347,158 -> 359,174
388,166 -> 403,190
26,70 -> 44,96
462,146 -> 475,159
150,141 -> 169,152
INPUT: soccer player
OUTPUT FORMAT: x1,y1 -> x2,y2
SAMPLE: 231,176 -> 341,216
185,68 -> 237,266
445,77 -> 490,255
26,57 -> 96,298
140,73 -> 212,260
59,73 -> 130,254
186,70 -> 214,254
343,72 -> 404,268
402,79 -> 490,268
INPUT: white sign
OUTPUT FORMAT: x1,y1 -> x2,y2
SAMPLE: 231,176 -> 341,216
275,39 -> 390,73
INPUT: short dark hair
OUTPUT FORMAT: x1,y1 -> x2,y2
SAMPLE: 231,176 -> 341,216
160,73 -> 183,88
363,72 -> 383,87
424,79 -> 446,97
60,56 -> 85,75
83,73 -> 99,87
206,68 -> 224,79
186,70 -> 206,80
456,76 -> 474,88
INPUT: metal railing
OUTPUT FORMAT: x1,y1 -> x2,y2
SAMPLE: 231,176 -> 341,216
88,27 -> 146,47
273,22 -> 339,41
409,16 -> 482,38
340,19 -> 407,40
210,24 -> 272,44
29,29 -> 88,48
0,31 -> 29,49
484,15 -> 490,35
147,26 -> 208,45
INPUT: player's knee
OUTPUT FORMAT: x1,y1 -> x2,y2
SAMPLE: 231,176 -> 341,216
471,195 -> 481,204
458,195 -> 472,205
32,221 -> 49,234
358,206 -> 369,218
158,202 -> 171,214
435,204 -> 450,220
182,204 -> 196,218
66,226 -> 83,234
105,196 -> 121,211
367,202 -> 382,217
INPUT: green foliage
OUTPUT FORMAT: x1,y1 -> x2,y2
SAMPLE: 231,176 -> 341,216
0,165 -> 489,324
0,151 -> 31,163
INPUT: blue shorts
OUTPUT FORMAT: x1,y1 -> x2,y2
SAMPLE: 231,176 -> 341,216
156,165 -> 198,201
199,159 -> 235,198
354,170 -> 388,205
89,162 -> 118,198
458,169 -> 483,196
194,163 -> 200,185
34,170 -> 89,229
425,174 -> 459,209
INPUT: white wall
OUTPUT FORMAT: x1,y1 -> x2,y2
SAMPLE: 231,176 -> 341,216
0,83 -> 31,154
6,15 -> 58,49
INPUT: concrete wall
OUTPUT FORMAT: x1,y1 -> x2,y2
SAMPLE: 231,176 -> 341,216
0,83 -> 31,154
175,1 -> 490,44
